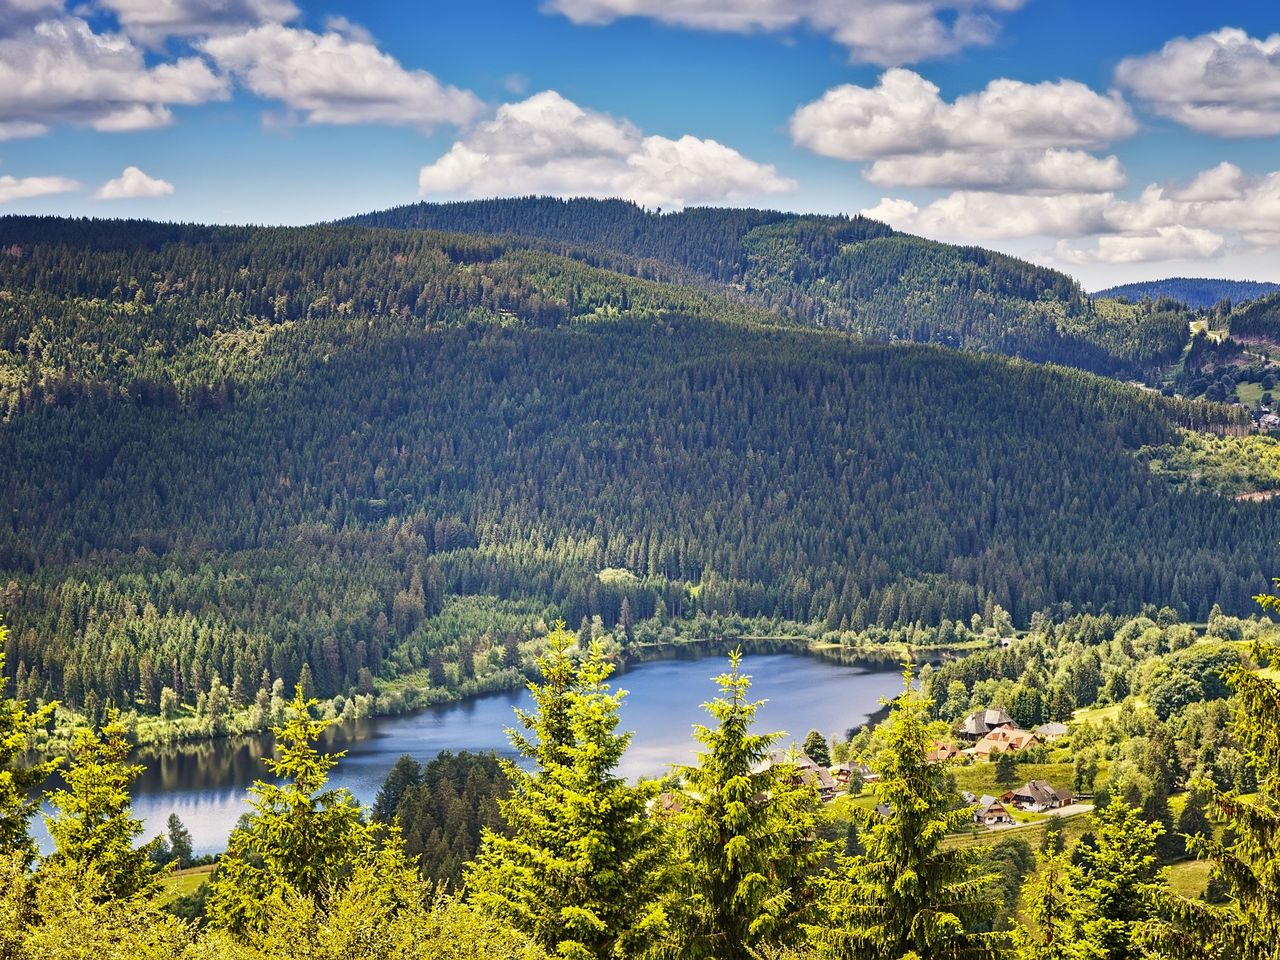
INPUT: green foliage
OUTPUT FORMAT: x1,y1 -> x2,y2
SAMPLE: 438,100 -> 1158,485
1141,587 -> 1280,958
350,197 -> 1194,378
803,729 -> 832,767
1014,850 -> 1093,960
1073,798 -> 1163,959
810,670 -> 1007,958
0,631 -> 60,868
374,750 -> 509,887
1139,431 -> 1280,497
995,751 -> 1020,787
167,813 -> 194,869
658,651 -> 832,959
0,853 -> 193,960
1094,279 -> 1280,310
43,711 -> 160,900
207,686 -> 372,934
0,217 -> 1272,740
466,624 -> 666,959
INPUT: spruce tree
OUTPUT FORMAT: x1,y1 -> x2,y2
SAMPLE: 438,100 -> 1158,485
0,639 -> 60,868
659,651 -> 831,960
1014,850 -> 1091,960
43,711 -> 160,901
466,624 -> 666,960
1141,584 -> 1280,959
1073,797 -> 1162,960
207,685 -> 372,934
809,668 -> 1007,959
166,813 -> 194,869
803,729 -> 832,767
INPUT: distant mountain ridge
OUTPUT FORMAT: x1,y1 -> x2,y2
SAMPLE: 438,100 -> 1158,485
343,197 -> 1191,379
1093,278 -> 1280,309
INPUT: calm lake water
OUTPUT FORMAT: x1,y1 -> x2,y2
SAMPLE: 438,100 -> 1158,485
40,651 -> 904,855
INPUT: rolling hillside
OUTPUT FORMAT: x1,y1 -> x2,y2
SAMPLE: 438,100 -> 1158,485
0,215 -> 1272,724
346,197 -> 1192,378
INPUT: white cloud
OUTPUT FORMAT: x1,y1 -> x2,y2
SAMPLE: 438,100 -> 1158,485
0,0 -> 61,33
96,0 -> 298,43
1056,227 -> 1225,265
791,69 -> 1135,192
0,172 -> 78,203
864,148 -> 1125,192
862,162 -> 1280,265
418,90 -> 795,209
201,23 -> 482,128
1116,28 -> 1280,136
544,0 -> 1027,65
94,165 -> 174,199
862,191 -> 1110,240
0,17 -> 227,138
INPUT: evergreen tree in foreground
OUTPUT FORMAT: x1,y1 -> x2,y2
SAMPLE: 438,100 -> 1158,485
1013,849 -> 1091,960
658,650 -> 831,960
43,711 -> 161,901
466,624 -> 666,960
1141,581 -> 1280,960
809,668 -> 1008,959
208,685 -> 374,934
1073,797 -> 1162,960
0,630 -> 60,869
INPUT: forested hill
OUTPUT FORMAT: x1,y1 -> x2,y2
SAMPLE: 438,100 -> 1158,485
1095,277 -> 1280,309
344,197 -> 1190,378
0,215 -> 1273,722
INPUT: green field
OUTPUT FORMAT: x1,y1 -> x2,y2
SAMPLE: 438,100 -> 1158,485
1237,381 -> 1265,406
951,761 -> 1085,799
158,865 -> 214,905
1165,859 -> 1213,899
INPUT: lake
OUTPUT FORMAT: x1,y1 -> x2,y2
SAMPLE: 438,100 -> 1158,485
43,651 -> 905,855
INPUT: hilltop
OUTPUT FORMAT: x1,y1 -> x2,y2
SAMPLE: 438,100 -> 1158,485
1094,277 -> 1280,309
344,197 -> 1191,379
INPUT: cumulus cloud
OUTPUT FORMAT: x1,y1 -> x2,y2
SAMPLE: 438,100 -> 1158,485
0,0 -> 62,33
0,172 -> 78,203
545,0 -> 1026,65
1055,227 -> 1225,265
96,0 -> 298,43
865,149 -> 1125,192
1116,28 -> 1280,136
0,16 -> 227,138
791,69 -> 1134,192
201,23 -> 482,128
418,90 -> 795,209
862,162 -> 1280,264
94,165 -> 174,199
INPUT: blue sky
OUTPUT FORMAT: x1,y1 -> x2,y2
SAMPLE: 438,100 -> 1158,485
1,0 -> 1278,287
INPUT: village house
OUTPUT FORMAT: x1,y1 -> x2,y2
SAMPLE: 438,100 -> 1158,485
925,741 -> 960,763
973,795 -> 1014,826
973,725 -> 1040,759
756,751 -> 838,802
832,761 -> 880,787
959,707 -> 1015,740
1033,721 -> 1069,741
1003,780 -> 1072,812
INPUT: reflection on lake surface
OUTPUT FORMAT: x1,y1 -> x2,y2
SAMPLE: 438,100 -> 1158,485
40,651 -> 905,855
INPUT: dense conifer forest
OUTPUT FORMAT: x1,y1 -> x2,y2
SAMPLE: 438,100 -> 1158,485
0,213 -> 1275,733
1095,278 -> 1280,310
346,197 -> 1193,378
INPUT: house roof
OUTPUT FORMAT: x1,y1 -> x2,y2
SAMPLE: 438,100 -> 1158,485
1034,721 -> 1069,738
960,707 -> 1015,736
975,728 -> 1040,754
1010,781 -> 1055,805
